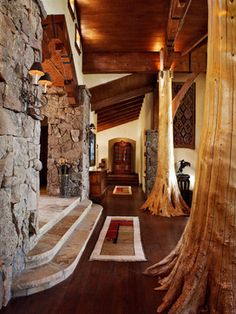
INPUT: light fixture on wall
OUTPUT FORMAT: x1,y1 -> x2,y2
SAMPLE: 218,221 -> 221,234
21,62 -> 52,120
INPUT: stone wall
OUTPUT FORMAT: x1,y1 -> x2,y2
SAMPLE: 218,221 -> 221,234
42,86 -> 90,199
0,0 -> 45,308
145,130 -> 158,198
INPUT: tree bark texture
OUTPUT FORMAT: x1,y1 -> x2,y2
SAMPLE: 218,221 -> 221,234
141,70 -> 189,216
144,1 -> 236,313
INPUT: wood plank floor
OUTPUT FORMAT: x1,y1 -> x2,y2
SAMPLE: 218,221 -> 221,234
1,186 -> 188,314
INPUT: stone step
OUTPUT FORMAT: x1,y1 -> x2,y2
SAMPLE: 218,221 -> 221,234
12,204 -> 103,297
38,197 -> 82,238
25,199 -> 93,270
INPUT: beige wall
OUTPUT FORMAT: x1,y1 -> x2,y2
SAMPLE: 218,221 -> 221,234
84,74 -> 129,88
42,0 -> 84,84
173,73 -> 206,189
96,120 -> 140,172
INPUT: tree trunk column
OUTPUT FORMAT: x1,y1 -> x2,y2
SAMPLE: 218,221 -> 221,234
141,70 -> 188,216
144,1 -> 236,313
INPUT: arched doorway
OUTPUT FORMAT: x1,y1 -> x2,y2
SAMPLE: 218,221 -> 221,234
112,140 -> 132,174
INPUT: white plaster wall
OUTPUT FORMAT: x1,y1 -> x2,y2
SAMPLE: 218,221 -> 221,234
42,0 -> 83,84
84,74 -> 130,88
173,73 -> 206,189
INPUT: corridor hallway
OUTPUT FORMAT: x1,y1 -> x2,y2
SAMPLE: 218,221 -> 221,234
1,187 -> 187,314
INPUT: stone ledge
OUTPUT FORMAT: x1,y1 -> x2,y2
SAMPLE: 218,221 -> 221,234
25,199 -> 92,269
12,204 -> 103,297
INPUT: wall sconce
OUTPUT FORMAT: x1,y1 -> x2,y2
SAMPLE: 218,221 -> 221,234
86,123 -> 96,140
21,62 -> 52,120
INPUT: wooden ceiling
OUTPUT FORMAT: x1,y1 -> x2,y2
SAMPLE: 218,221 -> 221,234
75,0 -> 208,73
74,1 -> 208,131
90,74 -> 156,131
54,0 -> 207,131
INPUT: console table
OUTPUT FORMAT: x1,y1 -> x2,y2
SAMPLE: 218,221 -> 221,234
89,169 -> 107,202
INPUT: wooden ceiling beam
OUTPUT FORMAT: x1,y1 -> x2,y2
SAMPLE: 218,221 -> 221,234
96,97 -> 144,113
97,102 -> 143,119
165,0 -> 192,67
167,0 -> 192,48
92,85 -> 153,111
98,107 -> 142,123
181,33 -> 208,56
90,73 -> 155,111
83,52 -> 160,73
98,111 -> 141,125
95,95 -> 144,114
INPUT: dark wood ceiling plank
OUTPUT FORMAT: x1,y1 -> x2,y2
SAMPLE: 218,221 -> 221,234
98,106 -> 142,123
90,73 -> 155,111
97,102 -> 143,119
92,86 -> 153,111
95,95 -> 144,114
98,110 -> 141,125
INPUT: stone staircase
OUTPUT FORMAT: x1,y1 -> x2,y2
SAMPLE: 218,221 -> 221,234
12,198 -> 102,297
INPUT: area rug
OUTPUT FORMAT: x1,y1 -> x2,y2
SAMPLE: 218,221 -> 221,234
90,216 -> 146,262
113,185 -> 132,195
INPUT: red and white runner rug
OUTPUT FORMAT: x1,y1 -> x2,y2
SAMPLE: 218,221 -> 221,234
90,216 -> 146,262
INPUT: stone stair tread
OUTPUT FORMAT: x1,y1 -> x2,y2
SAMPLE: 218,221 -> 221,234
12,204 -> 102,296
27,199 -> 91,258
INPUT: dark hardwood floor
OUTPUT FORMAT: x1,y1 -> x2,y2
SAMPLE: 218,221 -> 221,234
1,186 -> 188,314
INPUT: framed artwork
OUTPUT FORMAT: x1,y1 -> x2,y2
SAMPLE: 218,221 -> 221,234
68,0 -> 75,20
89,131 -> 96,167
75,24 -> 81,55
173,82 -> 196,149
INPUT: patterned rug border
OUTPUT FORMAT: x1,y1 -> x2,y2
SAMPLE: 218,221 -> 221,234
90,216 -> 147,262
112,185 -> 132,195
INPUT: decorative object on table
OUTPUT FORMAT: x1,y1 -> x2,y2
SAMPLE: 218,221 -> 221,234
55,158 -> 72,198
176,160 -> 192,207
113,185 -> 132,195
98,158 -> 106,169
177,159 -> 191,174
90,216 -> 146,262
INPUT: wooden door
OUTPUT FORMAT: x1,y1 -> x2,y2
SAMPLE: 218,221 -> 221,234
112,141 -> 132,174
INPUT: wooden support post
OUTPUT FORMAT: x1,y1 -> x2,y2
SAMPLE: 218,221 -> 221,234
144,1 -> 236,313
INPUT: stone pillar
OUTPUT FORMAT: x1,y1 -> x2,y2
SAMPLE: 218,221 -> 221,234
43,85 -> 90,199
0,0 -> 46,308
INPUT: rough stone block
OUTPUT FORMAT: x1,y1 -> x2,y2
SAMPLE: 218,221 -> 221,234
14,166 -> 27,184
27,188 -> 37,211
70,130 -> 80,142
11,185 -> 21,204
0,108 -> 21,136
13,138 -> 28,168
4,85 -> 23,113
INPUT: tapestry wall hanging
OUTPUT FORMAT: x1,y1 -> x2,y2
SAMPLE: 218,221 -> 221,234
173,82 -> 196,149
